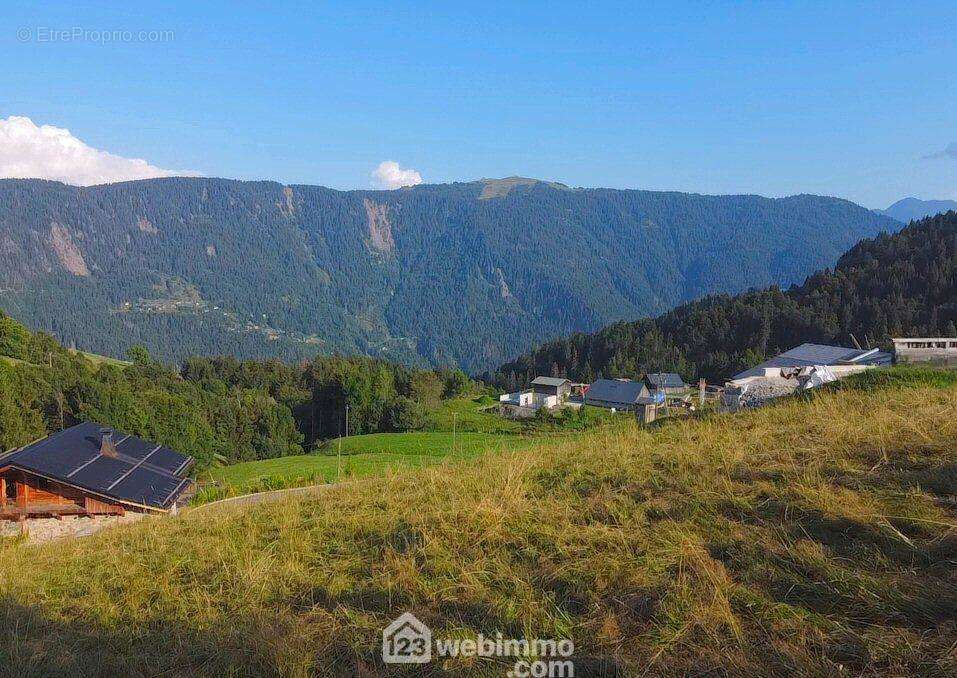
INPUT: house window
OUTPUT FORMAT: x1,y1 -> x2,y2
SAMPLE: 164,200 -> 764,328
5,479 -> 16,501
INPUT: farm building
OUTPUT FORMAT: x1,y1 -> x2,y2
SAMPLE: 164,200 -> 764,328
530,376 -> 572,401
584,378 -> 651,411
643,373 -> 688,396
0,422 -> 194,521
892,338 -> 957,366
728,343 -> 891,386
499,376 -> 573,417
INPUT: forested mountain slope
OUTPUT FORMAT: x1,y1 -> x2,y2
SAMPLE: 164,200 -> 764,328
495,212 -> 957,386
0,176 -> 897,372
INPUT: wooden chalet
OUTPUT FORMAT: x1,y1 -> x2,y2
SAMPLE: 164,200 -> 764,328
0,422 -> 194,521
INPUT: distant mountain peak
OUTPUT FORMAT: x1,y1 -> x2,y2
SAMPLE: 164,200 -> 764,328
881,197 -> 957,223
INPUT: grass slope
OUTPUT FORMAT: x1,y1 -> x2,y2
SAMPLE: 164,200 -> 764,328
200,397 -> 615,499
1,350 -> 130,369
0,369 -> 954,676
75,350 -> 131,368
203,431 -> 535,498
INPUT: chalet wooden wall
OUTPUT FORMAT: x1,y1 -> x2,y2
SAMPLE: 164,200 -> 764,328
0,469 -> 126,518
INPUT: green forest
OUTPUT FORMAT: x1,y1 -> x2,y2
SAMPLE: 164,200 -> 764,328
0,176 -> 896,372
494,211 -> 957,387
0,312 -> 476,470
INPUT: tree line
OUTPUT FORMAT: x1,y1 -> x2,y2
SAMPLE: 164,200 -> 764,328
0,312 -> 475,470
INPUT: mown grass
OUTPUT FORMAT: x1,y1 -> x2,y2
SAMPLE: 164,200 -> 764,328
76,350 -> 132,368
424,395 -> 618,434
1,351 -> 130,369
0,368 -> 954,676
424,396 -> 524,434
200,432 -> 536,500
199,398 -> 618,501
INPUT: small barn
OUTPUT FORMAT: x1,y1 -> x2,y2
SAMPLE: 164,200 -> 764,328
644,373 -> 688,396
584,379 -> 650,411
0,422 -> 194,521
530,376 -> 572,402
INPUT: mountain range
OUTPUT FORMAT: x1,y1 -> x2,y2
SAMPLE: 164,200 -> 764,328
0,176 -> 898,372
880,197 -> 957,223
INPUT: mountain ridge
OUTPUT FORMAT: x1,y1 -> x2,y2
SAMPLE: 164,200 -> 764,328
0,176 -> 898,371
880,196 -> 957,223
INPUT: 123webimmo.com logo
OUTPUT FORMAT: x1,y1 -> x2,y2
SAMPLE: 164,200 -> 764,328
382,612 -> 575,676
382,612 -> 432,664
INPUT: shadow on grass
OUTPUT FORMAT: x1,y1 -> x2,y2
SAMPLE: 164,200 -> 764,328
0,597 -> 312,677
712,500 -> 957,630
0,592 -> 627,677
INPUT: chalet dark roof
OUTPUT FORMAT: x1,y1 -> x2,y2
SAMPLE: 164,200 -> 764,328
531,376 -> 570,387
645,373 -> 687,390
0,422 -> 194,510
585,379 -> 649,406
731,343 -> 891,381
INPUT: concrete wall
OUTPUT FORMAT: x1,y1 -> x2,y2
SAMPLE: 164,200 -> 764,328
893,339 -> 957,366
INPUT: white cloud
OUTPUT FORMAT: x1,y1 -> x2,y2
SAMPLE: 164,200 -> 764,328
0,115 -> 195,186
371,160 -> 423,189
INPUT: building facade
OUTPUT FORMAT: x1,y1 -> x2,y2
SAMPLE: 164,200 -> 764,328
892,338 -> 957,366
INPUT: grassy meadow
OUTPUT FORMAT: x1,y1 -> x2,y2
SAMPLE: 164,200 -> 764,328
201,431 -> 539,500
198,396 -> 616,500
0,368 -> 954,676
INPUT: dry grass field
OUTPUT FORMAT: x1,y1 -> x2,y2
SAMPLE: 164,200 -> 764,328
0,368 -> 954,676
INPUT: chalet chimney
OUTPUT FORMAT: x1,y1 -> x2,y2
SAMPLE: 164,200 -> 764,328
99,430 -> 118,457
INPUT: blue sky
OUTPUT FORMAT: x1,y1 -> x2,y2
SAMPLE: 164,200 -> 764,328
2,1 -> 956,207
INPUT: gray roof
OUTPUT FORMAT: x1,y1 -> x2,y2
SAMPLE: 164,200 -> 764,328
585,379 -> 649,405
0,422 -> 194,510
645,373 -> 687,389
531,376 -> 571,387
731,343 -> 889,381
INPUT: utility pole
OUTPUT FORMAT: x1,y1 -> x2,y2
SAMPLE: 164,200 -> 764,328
336,432 -> 342,482
338,403 -> 349,482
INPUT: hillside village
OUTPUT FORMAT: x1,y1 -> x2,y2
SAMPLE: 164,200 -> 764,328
0,357 -> 954,675
2,326 -> 954,540
497,338 -> 955,422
